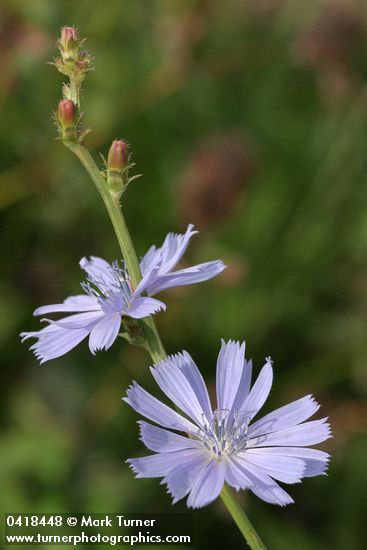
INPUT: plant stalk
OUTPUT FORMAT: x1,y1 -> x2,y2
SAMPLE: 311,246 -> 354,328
220,484 -> 267,549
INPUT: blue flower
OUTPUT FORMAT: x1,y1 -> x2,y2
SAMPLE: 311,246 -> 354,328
124,340 -> 331,509
21,257 -> 166,364
21,226 -> 225,363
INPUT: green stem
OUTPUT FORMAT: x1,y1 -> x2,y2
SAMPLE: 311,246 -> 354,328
69,69 -> 82,108
220,485 -> 267,549
64,140 -> 166,364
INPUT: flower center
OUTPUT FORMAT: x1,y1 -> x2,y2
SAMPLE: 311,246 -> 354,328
81,261 -> 133,312
197,409 -> 250,461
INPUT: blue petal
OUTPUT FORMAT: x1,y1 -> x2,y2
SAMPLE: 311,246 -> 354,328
176,351 -> 213,421
139,225 -> 197,281
21,323 -> 90,364
251,482 -> 294,506
247,418 -> 332,448
123,382 -> 196,432
127,448 -> 201,478
237,450 -> 305,484
43,311 -> 104,329
248,395 -> 320,438
216,340 -> 246,413
232,456 -> 294,506
126,296 -> 166,319
145,260 -> 226,295
140,245 -> 161,276
163,452 -> 211,504
88,313 -> 121,354
138,421 -> 201,452
79,256 -> 117,290
133,266 -> 161,295
159,224 -> 197,274
186,460 -> 225,509
231,358 -> 253,412
223,459 -> 253,491
244,447 -> 330,478
239,359 -> 273,421
151,354 -> 209,426
34,295 -> 101,315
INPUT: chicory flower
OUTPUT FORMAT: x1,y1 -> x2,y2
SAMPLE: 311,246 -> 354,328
124,340 -> 331,508
21,225 -> 225,363
21,256 -> 165,363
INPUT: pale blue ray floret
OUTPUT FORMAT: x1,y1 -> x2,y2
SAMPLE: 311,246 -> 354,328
124,340 -> 331,509
21,225 -> 225,363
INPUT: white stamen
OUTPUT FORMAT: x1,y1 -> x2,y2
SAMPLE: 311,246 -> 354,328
81,262 -> 133,311
195,408 -> 249,461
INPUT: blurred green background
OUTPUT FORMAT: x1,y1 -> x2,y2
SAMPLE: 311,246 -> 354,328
1,1 -> 367,548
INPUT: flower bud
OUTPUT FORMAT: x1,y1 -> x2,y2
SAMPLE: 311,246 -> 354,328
107,140 -> 128,173
58,99 -> 77,131
59,26 -> 78,63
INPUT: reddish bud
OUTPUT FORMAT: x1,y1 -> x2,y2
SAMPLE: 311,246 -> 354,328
58,99 -> 77,130
61,26 -> 77,43
59,26 -> 78,62
107,140 -> 128,173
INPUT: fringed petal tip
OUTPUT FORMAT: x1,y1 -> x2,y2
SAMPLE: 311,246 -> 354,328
123,381 -> 137,400
20,335 -> 47,364
220,337 -> 246,348
275,498 -> 294,507
313,456 -> 331,477
137,422 -> 145,441
215,260 -> 226,272
319,418 -> 333,440
158,479 -> 180,505
31,350 -> 47,364
307,394 -> 321,412
125,458 -> 140,477
27,345 -> 52,365
150,350 -> 187,369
